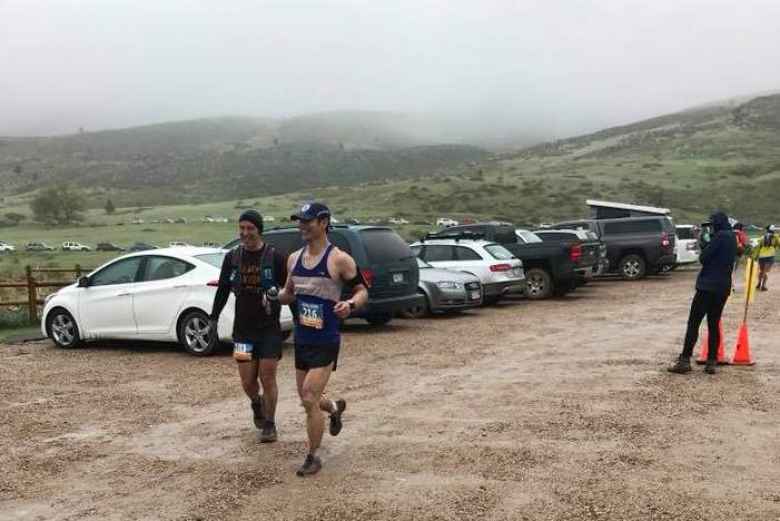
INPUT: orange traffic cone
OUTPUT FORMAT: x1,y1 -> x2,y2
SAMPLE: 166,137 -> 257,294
695,320 -> 728,365
731,322 -> 755,365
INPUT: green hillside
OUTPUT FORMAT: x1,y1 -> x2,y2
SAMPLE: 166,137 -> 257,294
1,93 -> 779,281
0,112 -> 488,206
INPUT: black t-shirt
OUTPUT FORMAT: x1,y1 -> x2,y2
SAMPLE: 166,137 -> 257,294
211,245 -> 287,342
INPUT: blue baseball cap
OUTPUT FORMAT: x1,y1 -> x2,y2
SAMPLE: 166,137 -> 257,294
291,202 -> 331,222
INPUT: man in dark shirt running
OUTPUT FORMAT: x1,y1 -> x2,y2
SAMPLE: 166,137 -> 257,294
211,210 -> 287,442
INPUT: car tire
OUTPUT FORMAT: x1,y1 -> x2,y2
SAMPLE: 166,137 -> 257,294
619,254 -> 646,280
402,292 -> 430,319
525,268 -> 553,300
365,313 -> 393,326
178,310 -> 217,356
46,308 -> 82,349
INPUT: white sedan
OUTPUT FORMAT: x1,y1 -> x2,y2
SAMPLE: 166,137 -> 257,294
41,247 -> 293,356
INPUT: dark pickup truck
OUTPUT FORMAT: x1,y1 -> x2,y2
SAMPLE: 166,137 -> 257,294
531,229 -> 605,281
425,223 -> 580,299
551,216 -> 677,280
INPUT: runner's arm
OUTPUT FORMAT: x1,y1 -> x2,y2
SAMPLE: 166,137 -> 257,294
210,254 -> 232,321
333,251 -> 368,318
278,252 -> 298,305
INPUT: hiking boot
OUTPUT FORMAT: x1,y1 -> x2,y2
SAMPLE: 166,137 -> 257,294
668,356 -> 692,374
295,454 -> 322,477
259,421 -> 278,443
329,399 -> 347,436
705,360 -> 717,375
251,398 -> 265,430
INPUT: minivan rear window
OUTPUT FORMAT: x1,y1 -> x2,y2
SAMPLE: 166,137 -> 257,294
676,227 -> 696,240
359,229 -> 413,264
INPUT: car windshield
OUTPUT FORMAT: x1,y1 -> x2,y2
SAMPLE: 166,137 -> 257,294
416,257 -> 433,269
515,230 -> 542,243
485,244 -> 515,260
195,253 -> 226,268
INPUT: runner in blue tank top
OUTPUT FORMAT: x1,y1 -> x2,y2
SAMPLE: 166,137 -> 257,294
278,202 -> 368,477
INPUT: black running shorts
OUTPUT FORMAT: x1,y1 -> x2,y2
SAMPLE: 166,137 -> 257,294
295,343 -> 340,372
233,330 -> 283,361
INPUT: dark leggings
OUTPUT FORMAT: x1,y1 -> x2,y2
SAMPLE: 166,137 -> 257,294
681,290 -> 729,360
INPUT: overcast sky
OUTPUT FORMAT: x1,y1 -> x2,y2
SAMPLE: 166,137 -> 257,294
1,0 -> 779,139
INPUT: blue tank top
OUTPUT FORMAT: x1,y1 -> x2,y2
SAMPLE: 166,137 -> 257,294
291,244 -> 342,346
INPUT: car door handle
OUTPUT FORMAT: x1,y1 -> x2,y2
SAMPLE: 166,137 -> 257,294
173,284 -> 188,288
116,292 -> 132,296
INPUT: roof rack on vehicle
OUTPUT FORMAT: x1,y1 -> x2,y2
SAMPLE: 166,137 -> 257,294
421,230 -> 486,242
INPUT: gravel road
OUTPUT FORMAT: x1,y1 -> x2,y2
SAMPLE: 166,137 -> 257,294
1,269 -> 779,521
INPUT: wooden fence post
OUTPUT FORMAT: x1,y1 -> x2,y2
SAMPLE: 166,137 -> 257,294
26,265 -> 37,323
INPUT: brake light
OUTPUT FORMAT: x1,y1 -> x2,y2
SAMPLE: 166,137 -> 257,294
569,244 -> 582,263
207,280 -> 219,287
489,264 -> 512,272
361,268 -> 374,288
661,232 -> 671,248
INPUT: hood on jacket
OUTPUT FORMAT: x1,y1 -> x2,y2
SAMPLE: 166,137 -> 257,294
710,211 -> 732,232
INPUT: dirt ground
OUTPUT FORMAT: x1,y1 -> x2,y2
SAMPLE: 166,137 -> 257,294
1,269 -> 779,521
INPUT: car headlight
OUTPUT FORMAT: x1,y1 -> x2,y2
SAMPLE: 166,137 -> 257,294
436,281 -> 464,290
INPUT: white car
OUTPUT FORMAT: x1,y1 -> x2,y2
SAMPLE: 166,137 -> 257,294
62,241 -> 91,252
410,238 -> 525,304
0,241 -> 15,253
436,218 -> 458,228
41,247 -> 293,356
675,225 -> 700,265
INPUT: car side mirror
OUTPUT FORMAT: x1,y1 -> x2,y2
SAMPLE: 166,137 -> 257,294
77,276 -> 90,288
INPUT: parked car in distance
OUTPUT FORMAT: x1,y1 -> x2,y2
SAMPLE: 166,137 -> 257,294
96,242 -> 125,252
404,257 -> 482,317
551,216 -> 677,280
25,241 -> 55,252
62,241 -> 92,252
674,225 -> 700,266
410,236 -> 525,304
436,218 -> 459,227
429,223 -> 578,300
127,242 -> 159,252
0,240 -> 16,253
174,217 -> 188,224
41,247 -> 294,356
201,241 -> 220,248
224,225 -> 423,326
169,241 -> 192,248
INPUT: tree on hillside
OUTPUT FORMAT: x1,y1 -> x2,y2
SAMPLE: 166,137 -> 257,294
105,198 -> 116,215
30,186 -> 87,224
4,212 -> 26,225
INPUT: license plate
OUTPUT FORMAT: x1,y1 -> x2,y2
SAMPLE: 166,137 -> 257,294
470,291 -> 481,300
393,273 -> 405,283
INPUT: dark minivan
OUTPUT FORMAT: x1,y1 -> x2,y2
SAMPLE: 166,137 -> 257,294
224,225 -> 422,325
